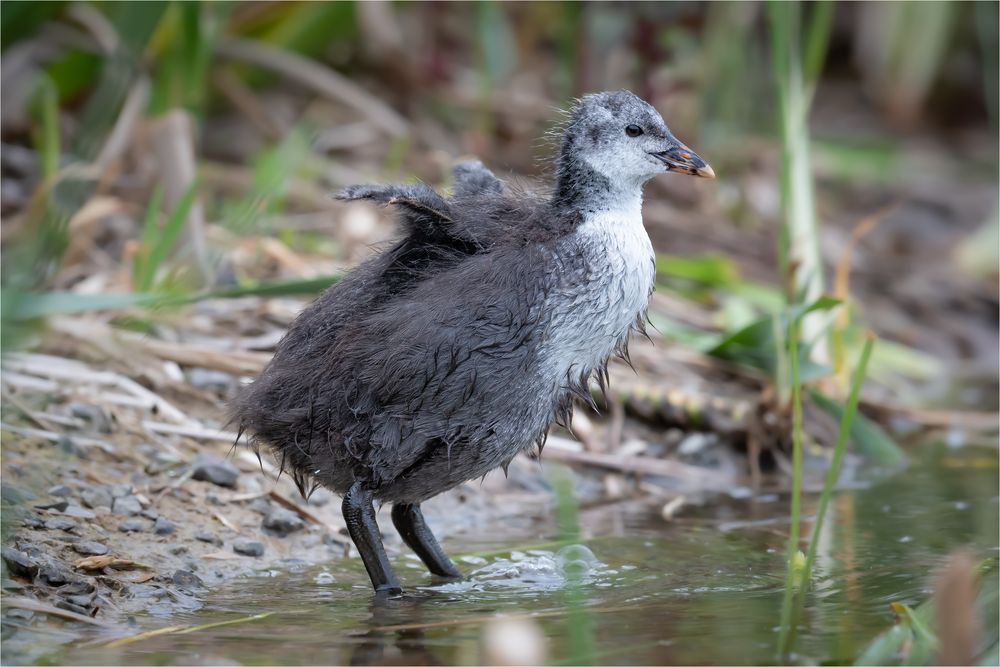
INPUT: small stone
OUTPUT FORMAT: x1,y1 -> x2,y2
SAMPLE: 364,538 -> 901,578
118,519 -> 147,533
262,507 -> 306,537
35,500 -> 69,512
69,403 -> 112,433
66,593 -> 96,608
47,485 -> 73,497
22,516 -> 45,529
194,532 -> 221,545
112,495 -> 142,516
191,455 -> 240,488
55,600 -> 90,616
248,498 -> 272,514
62,504 -> 96,519
172,570 -> 204,590
1,546 -> 39,578
154,517 -> 175,535
72,541 -> 109,556
170,546 -> 189,556
232,539 -> 265,557
36,563 -> 77,587
44,518 -> 76,532
80,487 -> 113,509
142,509 -> 159,520
109,484 -> 132,498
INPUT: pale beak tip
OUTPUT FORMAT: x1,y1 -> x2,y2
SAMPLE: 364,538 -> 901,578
696,164 -> 716,179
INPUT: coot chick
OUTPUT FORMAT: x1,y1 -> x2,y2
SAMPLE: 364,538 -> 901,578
232,90 -> 713,595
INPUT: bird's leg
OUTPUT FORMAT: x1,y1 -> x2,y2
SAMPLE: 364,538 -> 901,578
343,482 -> 403,596
391,503 -> 462,579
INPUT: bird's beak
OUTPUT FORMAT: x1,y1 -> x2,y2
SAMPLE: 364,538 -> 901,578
650,143 -> 715,178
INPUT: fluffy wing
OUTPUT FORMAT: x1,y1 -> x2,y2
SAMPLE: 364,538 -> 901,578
451,159 -> 504,198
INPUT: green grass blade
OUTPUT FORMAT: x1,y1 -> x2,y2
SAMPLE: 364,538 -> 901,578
803,1 -> 834,87
783,336 -> 876,656
777,316 -> 805,657
137,180 -> 199,292
132,186 -> 165,289
31,74 -> 59,183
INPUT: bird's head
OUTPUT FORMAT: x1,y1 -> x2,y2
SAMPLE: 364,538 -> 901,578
559,90 -> 714,192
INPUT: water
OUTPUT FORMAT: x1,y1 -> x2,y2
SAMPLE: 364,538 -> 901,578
21,443 -> 1000,665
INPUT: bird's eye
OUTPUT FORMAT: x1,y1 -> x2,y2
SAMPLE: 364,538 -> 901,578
625,125 -> 643,138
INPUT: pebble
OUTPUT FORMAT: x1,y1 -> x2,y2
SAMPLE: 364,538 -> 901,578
69,403 -> 113,433
142,509 -> 160,520
1,546 -> 39,577
170,546 -> 189,555
36,563 -> 77,587
72,541 -> 109,556
232,538 -> 265,557
172,570 -> 204,590
118,519 -> 147,533
44,518 -> 76,532
262,507 -> 306,537
55,600 -> 90,616
112,495 -> 142,516
47,485 -> 73,497
194,532 -> 221,546
191,455 -> 240,488
80,487 -> 113,510
62,504 -> 96,519
22,516 -> 45,529
154,517 -> 175,535
109,484 -> 132,498
248,498 -> 272,514
35,500 -> 69,512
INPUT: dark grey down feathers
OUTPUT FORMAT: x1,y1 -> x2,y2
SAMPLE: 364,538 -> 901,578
232,91 -> 665,504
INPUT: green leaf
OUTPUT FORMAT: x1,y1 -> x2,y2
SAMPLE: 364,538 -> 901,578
1,290 -> 163,321
655,254 -> 740,287
206,275 -> 339,299
706,295 -> 840,379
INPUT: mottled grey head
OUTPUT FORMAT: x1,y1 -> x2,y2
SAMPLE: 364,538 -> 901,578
558,90 -> 714,194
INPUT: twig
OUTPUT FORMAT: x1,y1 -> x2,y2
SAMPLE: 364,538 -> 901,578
2,597 -> 114,627
543,436 -> 735,491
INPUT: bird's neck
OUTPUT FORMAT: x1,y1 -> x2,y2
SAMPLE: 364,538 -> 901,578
553,151 -> 642,217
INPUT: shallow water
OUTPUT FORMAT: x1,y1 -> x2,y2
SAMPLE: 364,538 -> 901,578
26,443 -> 1000,665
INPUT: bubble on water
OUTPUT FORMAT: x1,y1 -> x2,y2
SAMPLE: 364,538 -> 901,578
460,555 -> 487,565
427,544 -> 608,593
314,571 -> 335,584
899,535 -> 913,543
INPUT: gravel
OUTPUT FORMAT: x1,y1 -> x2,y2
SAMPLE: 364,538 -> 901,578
232,539 -> 265,557
154,517 -> 175,535
191,455 -> 240,488
111,495 -> 143,516
118,519 -> 147,533
72,541 -> 109,556
262,506 -> 306,537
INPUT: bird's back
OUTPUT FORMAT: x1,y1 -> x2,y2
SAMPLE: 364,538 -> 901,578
231,171 -> 582,500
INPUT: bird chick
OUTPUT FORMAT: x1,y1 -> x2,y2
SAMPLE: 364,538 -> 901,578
232,90 -> 713,596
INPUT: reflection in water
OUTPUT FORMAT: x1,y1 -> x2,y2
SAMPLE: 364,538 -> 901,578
350,596 -> 440,666
26,443 -> 1000,665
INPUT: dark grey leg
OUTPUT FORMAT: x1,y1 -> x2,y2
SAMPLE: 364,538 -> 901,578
343,482 -> 402,595
391,503 -> 462,579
